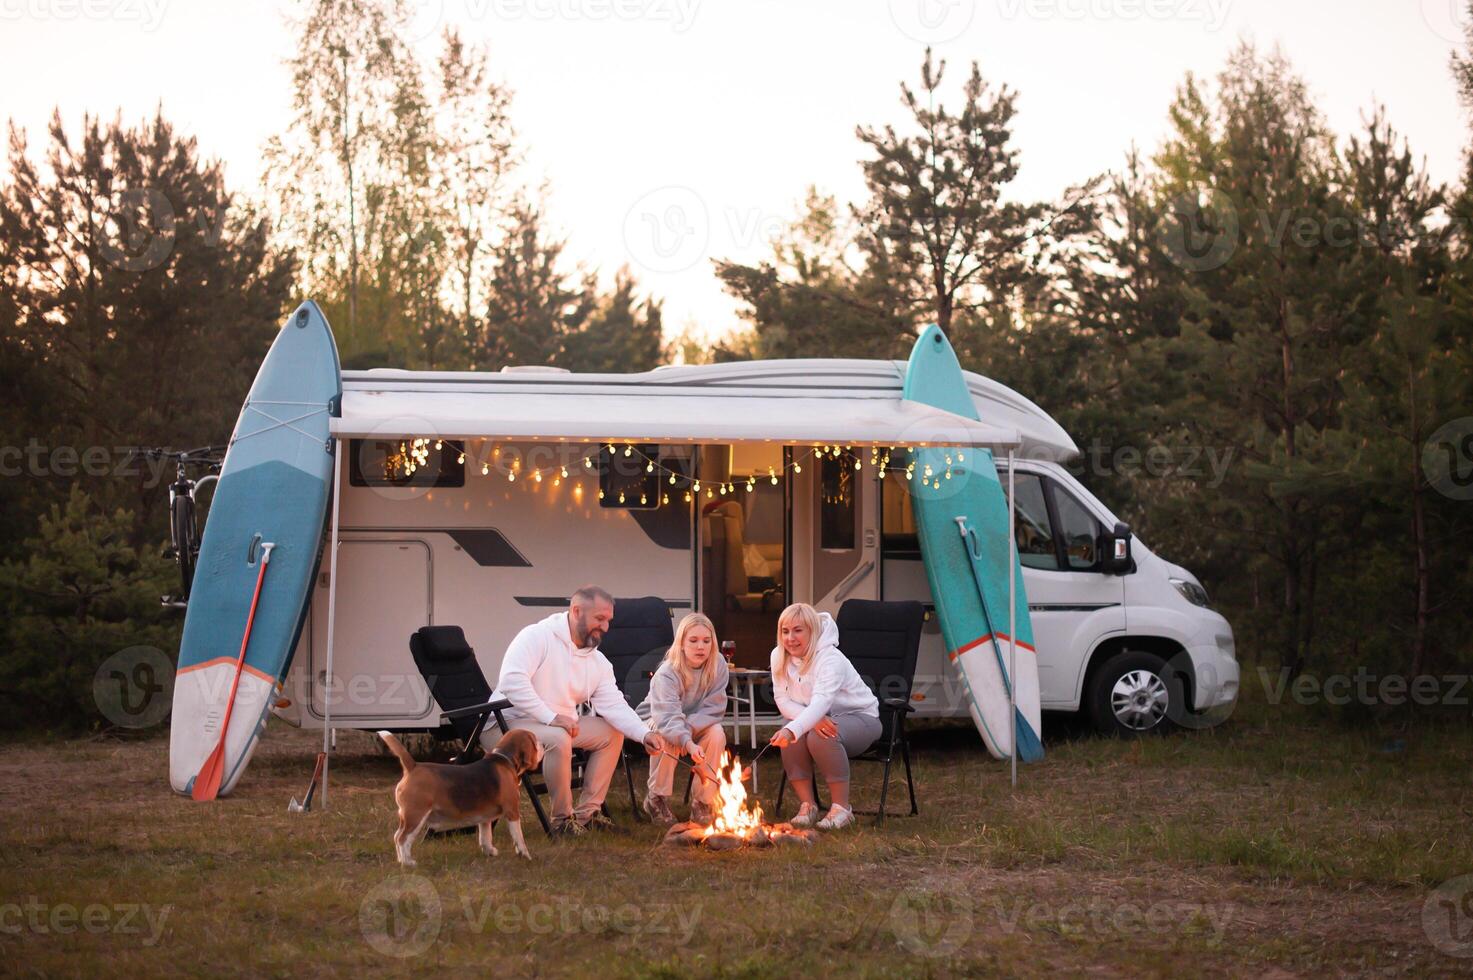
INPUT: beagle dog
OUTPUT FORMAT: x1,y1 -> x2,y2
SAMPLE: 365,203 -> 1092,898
377,728 -> 544,867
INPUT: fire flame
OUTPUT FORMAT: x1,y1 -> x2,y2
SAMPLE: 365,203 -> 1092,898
703,751 -> 764,837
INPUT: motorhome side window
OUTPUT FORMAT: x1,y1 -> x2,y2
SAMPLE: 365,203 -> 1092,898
819,452 -> 856,550
599,443 -> 660,509
1050,483 -> 1102,570
348,439 -> 465,488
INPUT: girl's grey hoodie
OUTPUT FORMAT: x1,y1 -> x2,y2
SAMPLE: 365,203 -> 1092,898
637,658 -> 729,750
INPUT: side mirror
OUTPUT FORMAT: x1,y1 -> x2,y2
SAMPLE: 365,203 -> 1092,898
1099,522 -> 1133,575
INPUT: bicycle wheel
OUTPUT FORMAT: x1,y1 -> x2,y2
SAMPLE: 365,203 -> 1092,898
171,493 -> 198,600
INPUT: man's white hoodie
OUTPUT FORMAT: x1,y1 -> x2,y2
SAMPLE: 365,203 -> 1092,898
491,612 -> 650,741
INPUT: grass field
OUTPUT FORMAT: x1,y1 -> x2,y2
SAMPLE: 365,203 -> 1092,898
2,694 -> 1472,978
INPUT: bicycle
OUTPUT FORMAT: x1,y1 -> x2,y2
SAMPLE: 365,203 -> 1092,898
139,445 -> 225,609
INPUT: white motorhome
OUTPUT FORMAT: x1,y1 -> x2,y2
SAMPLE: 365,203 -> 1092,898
272,358 -> 1239,740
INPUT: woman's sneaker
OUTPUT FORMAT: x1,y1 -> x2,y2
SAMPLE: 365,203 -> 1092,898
817,804 -> 854,830
643,793 -> 676,825
790,802 -> 819,828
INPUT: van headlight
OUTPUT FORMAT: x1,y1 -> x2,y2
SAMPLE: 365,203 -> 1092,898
1170,577 -> 1211,608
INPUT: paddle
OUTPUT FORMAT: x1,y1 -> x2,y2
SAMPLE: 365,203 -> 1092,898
192,542 -> 275,801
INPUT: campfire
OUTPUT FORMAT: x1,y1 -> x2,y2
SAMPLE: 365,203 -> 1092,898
661,751 -> 818,850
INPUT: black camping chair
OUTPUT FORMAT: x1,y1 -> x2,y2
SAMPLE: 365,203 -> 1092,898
599,596 -> 677,819
775,598 -> 925,825
410,624 -> 614,837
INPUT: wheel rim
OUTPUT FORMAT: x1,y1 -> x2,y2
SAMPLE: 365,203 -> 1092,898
1110,668 -> 1168,731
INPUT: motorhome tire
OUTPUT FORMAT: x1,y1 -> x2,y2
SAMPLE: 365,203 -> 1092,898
1087,650 -> 1178,737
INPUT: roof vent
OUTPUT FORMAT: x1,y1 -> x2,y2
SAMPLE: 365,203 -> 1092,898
499,365 -> 571,374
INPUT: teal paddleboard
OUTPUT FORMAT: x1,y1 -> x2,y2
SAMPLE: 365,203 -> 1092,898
902,325 -> 1043,762
169,301 -> 341,796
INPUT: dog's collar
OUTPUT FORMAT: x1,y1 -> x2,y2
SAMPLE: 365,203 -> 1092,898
489,747 -> 518,767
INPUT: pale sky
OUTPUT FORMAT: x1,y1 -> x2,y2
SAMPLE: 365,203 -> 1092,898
3,0 -> 1468,345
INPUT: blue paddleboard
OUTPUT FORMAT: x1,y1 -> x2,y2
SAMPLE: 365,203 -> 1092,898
168,301 -> 341,796
902,325 -> 1043,762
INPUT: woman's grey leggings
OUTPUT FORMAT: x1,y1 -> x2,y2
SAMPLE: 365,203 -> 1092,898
779,712 -> 883,786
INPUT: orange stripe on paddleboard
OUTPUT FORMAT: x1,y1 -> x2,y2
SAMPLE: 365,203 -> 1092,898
947,632 -> 1037,661
177,656 -> 276,684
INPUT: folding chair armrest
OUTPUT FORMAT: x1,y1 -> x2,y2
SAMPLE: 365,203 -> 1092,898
442,697 -> 514,721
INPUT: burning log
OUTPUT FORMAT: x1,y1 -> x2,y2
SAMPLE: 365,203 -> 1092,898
659,752 -> 819,850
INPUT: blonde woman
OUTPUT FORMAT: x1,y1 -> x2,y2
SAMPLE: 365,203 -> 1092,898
768,602 -> 880,830
637,613 -> 729,825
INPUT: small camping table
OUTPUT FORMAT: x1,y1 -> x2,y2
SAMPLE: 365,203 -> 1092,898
726,667 -> 776,791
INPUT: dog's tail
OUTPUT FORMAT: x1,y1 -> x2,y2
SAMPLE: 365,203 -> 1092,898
377,730 -> 416,773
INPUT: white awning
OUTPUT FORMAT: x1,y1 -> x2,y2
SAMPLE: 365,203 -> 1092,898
332,387 -> 1021,449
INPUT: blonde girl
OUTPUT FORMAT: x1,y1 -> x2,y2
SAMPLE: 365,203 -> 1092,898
768,602 -> 880,830
637,612 -> 729,825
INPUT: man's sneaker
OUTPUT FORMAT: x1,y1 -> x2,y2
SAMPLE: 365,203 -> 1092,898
790,802 -> 819,828
643,793 -> 676,826
689,800 -> 713,826
816,804 -> 855,830
578,811 -> 626,834
550,818 -> 588,839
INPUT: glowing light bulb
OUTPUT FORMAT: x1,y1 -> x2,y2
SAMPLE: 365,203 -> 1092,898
481,463 -> 490,475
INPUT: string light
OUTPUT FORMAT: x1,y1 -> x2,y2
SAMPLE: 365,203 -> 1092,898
408,439 -> 958,511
